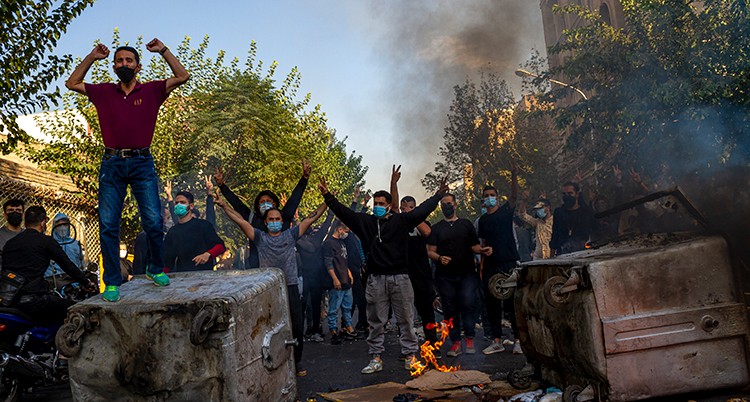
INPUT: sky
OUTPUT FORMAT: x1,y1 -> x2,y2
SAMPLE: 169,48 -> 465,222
48,0 -> 546,200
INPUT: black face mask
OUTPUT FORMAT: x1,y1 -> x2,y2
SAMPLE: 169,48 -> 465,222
6,212 -> 22,227
115,66 -> 136,83
442,204 -> 455,218
562,195 -> 577,208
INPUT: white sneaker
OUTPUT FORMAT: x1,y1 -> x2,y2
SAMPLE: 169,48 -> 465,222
310,333 -> 324,343
361,359 -> 383,374
513,340 -> 523,354
482,341 -> 505,355
502,338 -> 514,346
404,356 -> 416,370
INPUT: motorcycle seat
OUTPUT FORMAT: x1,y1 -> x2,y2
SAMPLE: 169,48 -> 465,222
0,307 -> 35,324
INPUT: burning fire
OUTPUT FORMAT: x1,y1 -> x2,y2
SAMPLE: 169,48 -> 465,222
409,319 -> 461,376
584,242 -> 592,249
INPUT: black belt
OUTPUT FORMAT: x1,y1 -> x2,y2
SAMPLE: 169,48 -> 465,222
104,147 -> 151,157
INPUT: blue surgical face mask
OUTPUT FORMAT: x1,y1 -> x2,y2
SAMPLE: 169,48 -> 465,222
259,202 -> 274,215
174,203 -> 189,218
267,221 -> 283,233
484,196 -> 497,208
481,208 -> 488,215
536,208 -> 547,219
372,205 -> 388,218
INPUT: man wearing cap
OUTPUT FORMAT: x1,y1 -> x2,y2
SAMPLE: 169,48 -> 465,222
518,191 -> 554,260
45,213 -> 84,278
66,39 -> 190,302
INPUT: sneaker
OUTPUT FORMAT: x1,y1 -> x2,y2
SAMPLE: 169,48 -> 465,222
146,271 -> 170,286
404,356 -> 416,370
465,338 -> 476,354
501,318 -> 511,328
513,340 -> 524,354
482,341 -> 505,355
331,331 -> 342,345
296,363 -> 307,377
446,341 -> 463,357
502,338 -> 515,346
310,333 -> 325,343
361,359 -> 383,374
342,330 -> 358,340
384,321 -> 394,332
483,334 -> 493,342
102,285 -> 120,302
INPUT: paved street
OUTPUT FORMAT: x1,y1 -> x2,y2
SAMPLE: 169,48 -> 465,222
19,323 -> 750,401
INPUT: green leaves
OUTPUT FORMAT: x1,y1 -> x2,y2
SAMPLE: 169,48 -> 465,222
1,0 -> 94,153
533,0 -> 750,185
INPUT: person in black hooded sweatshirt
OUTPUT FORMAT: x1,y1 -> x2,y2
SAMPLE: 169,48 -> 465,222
317,174 -> 448,375
213,158 -> 312,268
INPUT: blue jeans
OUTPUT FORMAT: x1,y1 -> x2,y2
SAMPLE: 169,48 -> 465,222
99,154 -> 164,286
327,288 -> 353,332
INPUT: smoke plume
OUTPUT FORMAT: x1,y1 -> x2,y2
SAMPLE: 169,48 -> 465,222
362,0 -> 545,198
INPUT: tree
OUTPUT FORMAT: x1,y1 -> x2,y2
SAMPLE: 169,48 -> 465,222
1,0 -> 94,151
423,71 -> 558,220
26,32 -> 368,249
522,0 -> 750,190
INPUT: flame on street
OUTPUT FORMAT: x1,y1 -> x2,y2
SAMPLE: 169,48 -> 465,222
409,318 -> 461,376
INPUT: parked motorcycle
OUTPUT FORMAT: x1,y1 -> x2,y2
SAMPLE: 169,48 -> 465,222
0,268 -> 98,402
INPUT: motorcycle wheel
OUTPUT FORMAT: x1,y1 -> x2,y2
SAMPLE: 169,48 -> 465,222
0,377 -> 21,402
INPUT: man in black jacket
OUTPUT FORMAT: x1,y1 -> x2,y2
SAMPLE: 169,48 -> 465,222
3,206 -> 95,327
318,175 -> 448,374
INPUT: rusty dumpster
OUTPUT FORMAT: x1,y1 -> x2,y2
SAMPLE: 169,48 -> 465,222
57,269 -> 297,402
512,233 -> 750,402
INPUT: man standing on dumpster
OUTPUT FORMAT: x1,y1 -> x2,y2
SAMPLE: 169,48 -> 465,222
66,39 -> 190,302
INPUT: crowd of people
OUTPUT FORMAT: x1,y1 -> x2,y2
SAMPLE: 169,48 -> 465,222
0,39 -> 700,384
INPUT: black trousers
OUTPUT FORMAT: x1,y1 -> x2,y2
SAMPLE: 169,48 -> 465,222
16,294 -> 74,328
287,285 -> 304,365
351,270 -> 368,329
435,273 -> 478,342
409,277 -> 438,344
482,260 -> 517,340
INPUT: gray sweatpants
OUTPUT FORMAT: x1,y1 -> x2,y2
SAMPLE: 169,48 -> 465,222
365,274 -> 419,356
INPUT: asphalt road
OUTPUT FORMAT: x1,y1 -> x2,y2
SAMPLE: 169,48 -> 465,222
20,323 -> 750,401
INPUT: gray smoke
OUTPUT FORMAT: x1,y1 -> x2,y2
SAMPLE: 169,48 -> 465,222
363,0 -> 545,198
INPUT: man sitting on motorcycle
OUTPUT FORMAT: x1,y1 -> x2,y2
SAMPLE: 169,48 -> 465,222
2,206 -> 96,327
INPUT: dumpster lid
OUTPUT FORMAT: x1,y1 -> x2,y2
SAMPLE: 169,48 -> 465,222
79,269 -> 285,309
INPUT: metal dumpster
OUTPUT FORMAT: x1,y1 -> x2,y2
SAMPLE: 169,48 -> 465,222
57,269 -> 297,402
513,233 -> 750,402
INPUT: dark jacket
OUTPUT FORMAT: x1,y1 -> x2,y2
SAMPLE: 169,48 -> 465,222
220,177 -> 308,268
324,192 -> 441,275
3,229 -> 89,295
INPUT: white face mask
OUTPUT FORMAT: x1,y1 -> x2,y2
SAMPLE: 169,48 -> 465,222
120,250 -> 128,259
340,231 -> 349,240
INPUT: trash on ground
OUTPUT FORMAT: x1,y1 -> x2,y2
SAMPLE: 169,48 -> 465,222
406,369 -> 491,391
319,382 -> 445,402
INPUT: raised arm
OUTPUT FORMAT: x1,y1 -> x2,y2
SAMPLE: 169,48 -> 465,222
404,176 -> 449,227
390,165 -> 401,211
319,176 -> 367,238
214,166 -> 253,221
508,160 -> 519,209
281,158 -> 311,222
214,191 -> 255,241
146,38 -> 190,95
297,202 -> 328,238
65,44 -> 109,95
205,175 -> 217,228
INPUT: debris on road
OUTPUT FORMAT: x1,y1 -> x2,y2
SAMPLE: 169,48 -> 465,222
319,382 -> 445,402
405,370 -> 491,391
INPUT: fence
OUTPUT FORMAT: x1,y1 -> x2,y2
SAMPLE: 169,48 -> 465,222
0,163 -> 99,265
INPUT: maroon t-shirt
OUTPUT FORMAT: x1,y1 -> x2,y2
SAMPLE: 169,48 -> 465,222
85,80 -> 168,149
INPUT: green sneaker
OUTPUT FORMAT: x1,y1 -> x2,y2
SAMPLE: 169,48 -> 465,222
102,286 -> 120,302
146,271 -> 170,287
